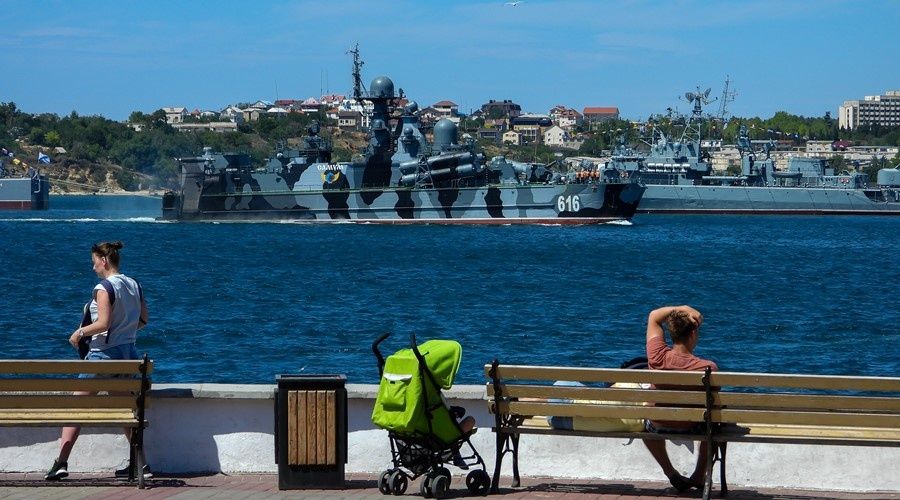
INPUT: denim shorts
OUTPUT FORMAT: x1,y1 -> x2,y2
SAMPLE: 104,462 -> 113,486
79,344 -> 139,378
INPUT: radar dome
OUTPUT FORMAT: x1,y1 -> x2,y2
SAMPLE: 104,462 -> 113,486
433,119 -> 458,152
369,76 -> 395,98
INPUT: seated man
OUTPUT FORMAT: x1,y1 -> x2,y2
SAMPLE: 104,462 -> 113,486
642,305 -> 717,493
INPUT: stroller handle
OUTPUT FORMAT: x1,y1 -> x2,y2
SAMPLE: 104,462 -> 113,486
372,332 -> 391,376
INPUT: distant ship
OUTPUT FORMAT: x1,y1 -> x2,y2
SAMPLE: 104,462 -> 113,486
161,74 -> 644,224
0,163 -> 50,210
610,89 -> 900,215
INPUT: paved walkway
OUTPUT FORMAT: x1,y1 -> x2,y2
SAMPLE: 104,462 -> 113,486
0,473 -> 895,499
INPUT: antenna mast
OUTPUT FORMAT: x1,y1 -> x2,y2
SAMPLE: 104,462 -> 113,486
680,86 -> 714,142
347,43 -> 367,100
717,75 -> 736,124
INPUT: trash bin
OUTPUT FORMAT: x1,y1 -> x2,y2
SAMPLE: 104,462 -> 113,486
275,374 -> 347,489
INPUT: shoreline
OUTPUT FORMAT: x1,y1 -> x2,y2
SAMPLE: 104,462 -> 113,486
50,191 -> 163,198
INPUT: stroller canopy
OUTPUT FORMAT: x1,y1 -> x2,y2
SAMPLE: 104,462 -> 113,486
412,339 -> 461,390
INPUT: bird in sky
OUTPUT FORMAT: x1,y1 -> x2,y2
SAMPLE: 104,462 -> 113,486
504,1 -> 524,6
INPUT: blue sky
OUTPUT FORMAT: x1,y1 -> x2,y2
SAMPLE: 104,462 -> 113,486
2,1 -> 897,122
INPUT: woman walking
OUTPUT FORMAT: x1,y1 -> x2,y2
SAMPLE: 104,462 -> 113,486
45,241 -> 150,481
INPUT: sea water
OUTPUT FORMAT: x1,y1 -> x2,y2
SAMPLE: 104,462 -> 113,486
0,195 -> 897,384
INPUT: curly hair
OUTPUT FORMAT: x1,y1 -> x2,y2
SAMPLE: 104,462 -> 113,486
666,310 -> 697,344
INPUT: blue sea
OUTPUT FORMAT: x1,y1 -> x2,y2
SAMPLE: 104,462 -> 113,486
0,195 -> 897,384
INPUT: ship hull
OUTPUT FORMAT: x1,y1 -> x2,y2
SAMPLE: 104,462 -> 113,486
162,182 -> 644,224
0,176 -> 50,210
636,185 -> 900,215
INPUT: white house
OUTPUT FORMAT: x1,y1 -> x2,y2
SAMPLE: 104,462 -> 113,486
542,125 -> 569,147
502,130 -> 521,146
162,107 -> 187,124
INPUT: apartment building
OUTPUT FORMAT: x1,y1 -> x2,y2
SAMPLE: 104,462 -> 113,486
839,90 -> 900,130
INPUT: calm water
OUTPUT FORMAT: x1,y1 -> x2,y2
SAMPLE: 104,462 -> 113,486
0,195 -> 897,384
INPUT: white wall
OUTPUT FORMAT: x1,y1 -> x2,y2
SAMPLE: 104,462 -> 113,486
1,383 -> 897,493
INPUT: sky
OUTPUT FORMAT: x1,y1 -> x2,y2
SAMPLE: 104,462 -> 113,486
2,0 -> 897,122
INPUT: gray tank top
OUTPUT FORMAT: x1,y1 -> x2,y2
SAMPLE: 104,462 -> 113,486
88,274 -> 143,350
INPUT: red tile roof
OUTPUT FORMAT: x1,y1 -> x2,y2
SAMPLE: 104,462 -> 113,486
433,100 -> 458,107
583,107 -> 619,115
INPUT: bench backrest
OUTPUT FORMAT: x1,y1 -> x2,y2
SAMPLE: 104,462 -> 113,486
0,358 -> 153,415
707,372 -> 900,429
485,363 -> 712,425
485,362 -> 900,429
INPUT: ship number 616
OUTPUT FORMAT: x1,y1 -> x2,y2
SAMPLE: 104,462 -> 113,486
557,195 -> 580,212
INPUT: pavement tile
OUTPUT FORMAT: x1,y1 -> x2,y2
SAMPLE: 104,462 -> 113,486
0,472 -> 898,499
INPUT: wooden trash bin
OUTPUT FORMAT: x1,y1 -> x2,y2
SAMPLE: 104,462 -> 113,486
275,374 -> 347,489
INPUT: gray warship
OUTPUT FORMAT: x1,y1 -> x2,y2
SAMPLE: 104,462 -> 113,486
610,90 -> 900,215
161,75 -> 644,224
0,162 -> 50,210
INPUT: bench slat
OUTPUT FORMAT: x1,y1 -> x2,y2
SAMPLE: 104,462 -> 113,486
485,365 -> 705,386
0,360 -> 152,375
717,392 -> 900,412
0,379 -> 143,393
497,401 -> 705,422
716,408 -> 900,428
488,384 -> 708,405
0,409 -> 136,419
498,422 -> 900,447
727,423 -> 900,441
710,372 -> 900,392
0,396 -> 137,410
491,385 -> 899,412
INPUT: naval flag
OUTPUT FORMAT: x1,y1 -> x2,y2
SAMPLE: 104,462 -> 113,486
38,152 -> 51,164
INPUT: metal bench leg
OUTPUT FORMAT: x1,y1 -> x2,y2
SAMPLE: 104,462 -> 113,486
511,434 -> 521,488
702,439 -> 715,500
718,442 -> 728,497
133,427 -> 146,489
491,433 -> 505,493
128,437 -> 137,483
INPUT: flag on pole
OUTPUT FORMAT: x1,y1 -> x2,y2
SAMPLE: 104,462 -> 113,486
38,152 -> 51,164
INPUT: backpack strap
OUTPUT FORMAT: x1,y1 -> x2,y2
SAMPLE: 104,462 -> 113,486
100,279 -> 116,344
100,279 -> 116,307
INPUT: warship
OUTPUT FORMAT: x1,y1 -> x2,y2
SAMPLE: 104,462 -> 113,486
0,162 -> 50,210
161,74 -> 644,224
610,89 -> 900,215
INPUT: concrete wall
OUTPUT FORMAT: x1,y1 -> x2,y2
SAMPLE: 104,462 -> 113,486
1,383 -> 897,493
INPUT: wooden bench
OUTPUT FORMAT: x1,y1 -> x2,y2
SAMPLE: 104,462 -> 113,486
0,356 -> 153,488
486,360 -> 900,500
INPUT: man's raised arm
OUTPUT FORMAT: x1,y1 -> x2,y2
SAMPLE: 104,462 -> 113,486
646,305 -> 702,341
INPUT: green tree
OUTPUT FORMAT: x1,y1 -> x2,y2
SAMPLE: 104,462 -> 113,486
44,130 -> 61,147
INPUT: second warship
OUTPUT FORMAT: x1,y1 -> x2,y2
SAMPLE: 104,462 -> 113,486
610,89 -> 900,215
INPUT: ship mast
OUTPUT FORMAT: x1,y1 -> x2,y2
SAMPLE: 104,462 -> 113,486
347,43 -> 367,100
716,75 -> 736,125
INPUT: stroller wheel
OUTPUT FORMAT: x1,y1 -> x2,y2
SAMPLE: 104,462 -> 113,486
466,469 -> 490,496
431,474 -> 450,499
389,469 -> 408,496
420,474 -> 434,498
435,466 -> 451,485
378,470 -> 393,495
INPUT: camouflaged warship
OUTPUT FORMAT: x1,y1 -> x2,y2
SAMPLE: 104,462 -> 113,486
161,76 -> 644,224
609,91 -> 900,215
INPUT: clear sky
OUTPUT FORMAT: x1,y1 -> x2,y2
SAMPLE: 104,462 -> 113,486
2,0 -> 897,122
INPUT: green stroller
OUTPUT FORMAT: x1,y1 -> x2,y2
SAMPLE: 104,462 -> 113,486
371,333 -> 491,498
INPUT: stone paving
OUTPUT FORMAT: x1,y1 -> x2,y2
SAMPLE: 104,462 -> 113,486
0,473 -> 896,500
